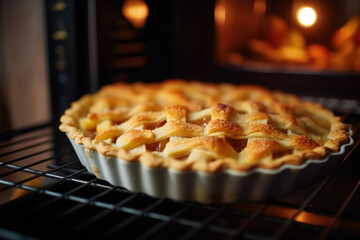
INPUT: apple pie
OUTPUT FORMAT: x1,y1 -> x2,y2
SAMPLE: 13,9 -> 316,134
59,80 -> 355,202
60,80 -> 350,173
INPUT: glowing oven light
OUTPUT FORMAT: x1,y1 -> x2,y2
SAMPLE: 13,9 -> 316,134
122,0 -> 149,29
214,2 -> 226,26
297,7 -> 317,27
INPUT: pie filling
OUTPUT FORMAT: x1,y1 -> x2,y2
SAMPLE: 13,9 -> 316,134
60,80 -> 350,172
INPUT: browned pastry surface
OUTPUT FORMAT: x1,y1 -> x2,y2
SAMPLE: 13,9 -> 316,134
59,80 -> 350,172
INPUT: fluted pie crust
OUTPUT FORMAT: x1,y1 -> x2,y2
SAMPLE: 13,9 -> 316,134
59,80 -> 350,173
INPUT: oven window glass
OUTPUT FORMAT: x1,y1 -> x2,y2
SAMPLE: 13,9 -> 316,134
215,0 -> 360,73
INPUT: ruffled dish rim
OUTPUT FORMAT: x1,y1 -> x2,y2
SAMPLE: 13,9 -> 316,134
68,135 -> 353,202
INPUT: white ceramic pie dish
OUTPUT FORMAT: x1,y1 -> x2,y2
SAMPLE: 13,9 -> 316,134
67,134 -> 353,203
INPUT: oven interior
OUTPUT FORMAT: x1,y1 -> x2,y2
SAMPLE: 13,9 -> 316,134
0,0 -> 360,239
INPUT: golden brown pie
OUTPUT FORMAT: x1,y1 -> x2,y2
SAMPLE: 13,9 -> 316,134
59,79 -> 350,173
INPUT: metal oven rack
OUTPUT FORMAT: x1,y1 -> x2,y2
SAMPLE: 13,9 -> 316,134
0,98 -> 359,240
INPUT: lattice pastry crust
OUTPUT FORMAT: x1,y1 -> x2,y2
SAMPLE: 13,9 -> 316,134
60,80 -> 350,172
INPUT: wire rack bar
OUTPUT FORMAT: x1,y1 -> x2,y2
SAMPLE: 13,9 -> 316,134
135,204 -> 193,239
319,179 -> 360,240
0,159 -> 80,193
0,123 -> 52,141
0,168 -> 88,201
225,200 -> 273,239
0,148 -> 55,168
102,198 -> 167,238
0,228 -> 38,240
27,178 -> 107,234
4,166 -> 94,225
0,133 -> 52,149
178,206 -> 227,240
0,139 -> 53,159
271,126 -> 360,239
317,141 -> 360,239
56,190 -> 152,239
0,155 -> 112,192
58,188 -> 117,238
0,150 -> 72,179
